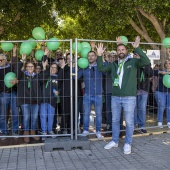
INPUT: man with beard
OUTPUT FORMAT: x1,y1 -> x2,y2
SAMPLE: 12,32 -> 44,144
97,36 -> 150,154
77,51 -> 104,140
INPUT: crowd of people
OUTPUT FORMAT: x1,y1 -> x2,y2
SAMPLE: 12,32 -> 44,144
0,36 -> 170,155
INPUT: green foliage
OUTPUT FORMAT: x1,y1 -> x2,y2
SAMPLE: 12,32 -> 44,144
0,0 -> 170,46
0,0 -> 56,40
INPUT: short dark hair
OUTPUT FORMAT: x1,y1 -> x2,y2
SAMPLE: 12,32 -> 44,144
66,53 -> 75,61
51,63 -> 58,70
88,51 -> 96,56
116,44 -> 128,50
35,62 -> 42,70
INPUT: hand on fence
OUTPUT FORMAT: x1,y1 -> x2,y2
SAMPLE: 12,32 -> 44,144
22,53 -> 26,60
158,71 -> 167,75
116,36 -> 123,45
132,36 -> 140,48
10,78 -> 18,85
90,41 -> 96,51
13,45 -> 17,56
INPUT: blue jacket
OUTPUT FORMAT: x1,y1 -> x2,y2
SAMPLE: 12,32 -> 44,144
76,64 -> 103,95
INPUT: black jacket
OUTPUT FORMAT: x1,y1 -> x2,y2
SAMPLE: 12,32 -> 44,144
58,64 -> 81,99
16,62 -> 49,106
137,64 -> 153,92
41,74 -> 58,107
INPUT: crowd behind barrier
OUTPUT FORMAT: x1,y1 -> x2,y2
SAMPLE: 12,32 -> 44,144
0,38 -> 170,155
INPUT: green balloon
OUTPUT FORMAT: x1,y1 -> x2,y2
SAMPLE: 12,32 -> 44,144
72,42 -> 82,53
1,42 -> 14,51
163,74 -> 170,88
78,58 -> 89,69
32,27 -> 45,40
47,38 -> 60,50
81,47 -> 91,58
81,42 -> 91,50
20,42 -> 32,56
162,37 -> 170,48
120,36 -> 128,46
4,72 -> 16,88
35,50 -> 44,61
28,38 -> 37,48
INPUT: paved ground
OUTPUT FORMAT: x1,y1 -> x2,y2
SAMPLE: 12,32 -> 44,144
0,132 -> 170,170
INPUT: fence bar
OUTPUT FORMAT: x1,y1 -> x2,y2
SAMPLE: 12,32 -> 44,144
70,39 -> 74,140
77,38 -> 165,46
75,38 -> 78,140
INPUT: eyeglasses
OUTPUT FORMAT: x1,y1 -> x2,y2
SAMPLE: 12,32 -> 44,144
36,68 -> 41,70
27,66 -> 34,68
51,67 -> 57,69
0,59 -> 5,62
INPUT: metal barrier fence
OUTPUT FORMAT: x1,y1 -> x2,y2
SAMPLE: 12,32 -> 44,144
74,38 -> 170,140
0,38 -> 169,146
0,39 -> 74,143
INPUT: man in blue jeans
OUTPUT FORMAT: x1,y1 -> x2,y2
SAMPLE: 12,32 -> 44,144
0,53 -> 19,140
77,51 -> 104,140
97,36 -> 150,154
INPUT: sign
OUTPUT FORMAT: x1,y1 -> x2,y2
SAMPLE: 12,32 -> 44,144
146,50 -> 160,60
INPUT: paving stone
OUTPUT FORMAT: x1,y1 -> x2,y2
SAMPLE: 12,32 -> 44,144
0,133 -> 169,170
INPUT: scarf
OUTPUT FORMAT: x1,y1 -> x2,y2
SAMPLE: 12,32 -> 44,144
0,63 -> 10,69
24,71 -> 36,88
117,54 -> 132,88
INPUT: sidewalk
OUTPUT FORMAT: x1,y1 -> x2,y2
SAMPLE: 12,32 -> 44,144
0,132 -> 170,170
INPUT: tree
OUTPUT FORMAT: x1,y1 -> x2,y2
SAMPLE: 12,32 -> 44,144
0,0 -> 57,40
54,0 -> 170,63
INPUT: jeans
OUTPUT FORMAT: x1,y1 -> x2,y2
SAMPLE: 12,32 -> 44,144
134,93 -> 148,128
0,91 -> 19,134
40,103 -> 55,133
106,93 -> 112,130
111,96 -> 136,145
154,91 -> 170,123
83,94 -> 102,132
20,104 -> 39,131
78,96 -> 84,125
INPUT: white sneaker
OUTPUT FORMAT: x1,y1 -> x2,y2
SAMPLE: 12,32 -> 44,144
42,132 -> 47,141
123,143 -> 131,154
82,130 -> 89,136
158,122 -> 163,128
104,141 -> 118,149
96,132 -> 103,141
167,122 -> 170,128
49,131 -> 56,139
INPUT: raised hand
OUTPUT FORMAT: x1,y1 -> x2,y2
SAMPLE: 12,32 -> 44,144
22,53 -> 26,60
116,36 -> 123,45
132,36 -> 140,48
13,45 -> 17,56
96,43 -> 106,56
44,47 -> 50,56
90,41 -> 96,51
42,59 -> 48,70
